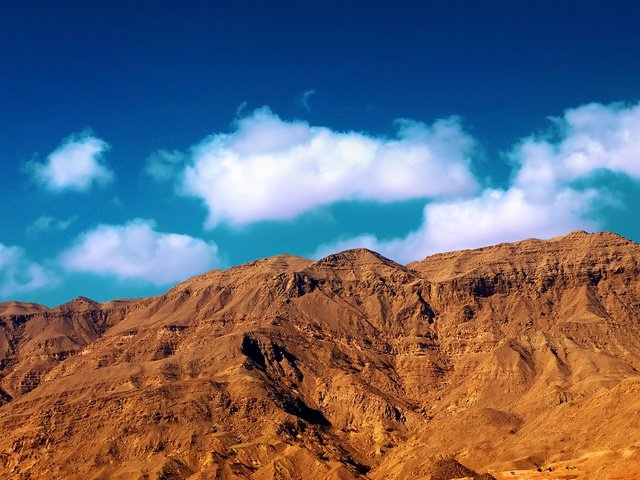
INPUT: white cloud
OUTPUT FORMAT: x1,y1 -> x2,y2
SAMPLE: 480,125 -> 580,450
181,107 -> 479,227
28,132 -> 113,192
144,149 -> 186,182
60,219 -> 219,285
0,244 -> 58,298
316,187 -> 599,263
26,215 -> 76,236
315,101 -> 640,262
512,102 -> 640,195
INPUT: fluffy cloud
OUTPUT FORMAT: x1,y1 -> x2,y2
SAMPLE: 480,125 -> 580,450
316,102 -> 640,262
28,132 -> 113,192
512,102 -> 640,194
60,219 -> 219,285
315,187 -> 599,263
0,244 -> 58,298
181,107 -> 479,227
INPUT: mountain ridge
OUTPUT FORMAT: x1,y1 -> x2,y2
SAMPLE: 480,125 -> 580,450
1,230 -> 640,479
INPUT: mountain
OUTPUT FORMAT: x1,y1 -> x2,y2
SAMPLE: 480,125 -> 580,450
1,231 -> 639,479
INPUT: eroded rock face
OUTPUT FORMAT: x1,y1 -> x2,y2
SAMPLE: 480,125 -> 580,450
1,231 -> 640,479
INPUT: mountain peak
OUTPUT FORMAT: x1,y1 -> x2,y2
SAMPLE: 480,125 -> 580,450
54,296 -> 100,312
549,229 -> 633,246
313,248 -> 407,271
551,229 -> 590,240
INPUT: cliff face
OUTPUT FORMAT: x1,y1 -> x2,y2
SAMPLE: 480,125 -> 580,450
1,231 -> 639,479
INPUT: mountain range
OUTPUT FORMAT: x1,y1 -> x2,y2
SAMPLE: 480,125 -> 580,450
1,231 -> 639,479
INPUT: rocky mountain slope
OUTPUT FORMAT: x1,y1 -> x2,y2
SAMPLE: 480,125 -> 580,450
1,231 -> 639,479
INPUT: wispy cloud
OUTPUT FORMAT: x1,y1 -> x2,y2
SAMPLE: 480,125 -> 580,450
299,89 -> 316,110
0,244 -> 58,299
181,107 -> 478,227
235,101 -> 248,118
315,102 -> 640,261
60,219 -> 219,285
27,132 -> 113,192
26,215 -> 76,236
144,149 -> 186,182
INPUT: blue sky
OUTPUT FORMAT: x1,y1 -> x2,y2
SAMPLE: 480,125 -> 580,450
2,0 -> 640,306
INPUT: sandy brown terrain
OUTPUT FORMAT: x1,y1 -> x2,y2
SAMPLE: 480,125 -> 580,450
1,231 -> 640,479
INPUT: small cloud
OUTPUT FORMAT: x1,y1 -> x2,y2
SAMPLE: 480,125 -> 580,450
60,219 -> 219,285
0,243 -> 58,298
144,149 -> 186,183
27,131 -> 113,192
299,89 -> 316,111
181,107 -> 479,227
26,215 -> 76,236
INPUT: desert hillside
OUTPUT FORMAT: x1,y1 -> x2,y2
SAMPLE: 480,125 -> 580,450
1,231 -> 639,479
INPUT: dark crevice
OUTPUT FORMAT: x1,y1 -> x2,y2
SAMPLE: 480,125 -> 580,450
342,456 -> 371,475
272,343 -> 298,365
275,394 -> 330,427
472,276 -> 497,297
416,290 -> 436,324
0,387 -> 12,404
241,335 -> 266,369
